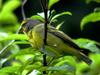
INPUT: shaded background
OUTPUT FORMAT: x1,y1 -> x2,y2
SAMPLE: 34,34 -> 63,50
14,0 -> 100,42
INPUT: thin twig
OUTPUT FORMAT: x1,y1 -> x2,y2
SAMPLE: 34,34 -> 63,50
0,26 -> 22,56
21,0 -> 27,20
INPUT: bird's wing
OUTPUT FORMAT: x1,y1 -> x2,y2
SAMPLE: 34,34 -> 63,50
48,26 -> 83,51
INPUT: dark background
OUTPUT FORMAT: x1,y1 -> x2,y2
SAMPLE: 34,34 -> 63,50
14,0 -> 100,41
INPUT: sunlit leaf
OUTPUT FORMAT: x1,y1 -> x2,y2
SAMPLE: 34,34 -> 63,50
76,62 -> 90,75
80,12 -> 100,30
55,56 -> 76,67
0,34 -> 28,41
37,11 -> 50,19
48,0 -> 59,9
28,70 -> 40,75
0,66 -> 20,74
0,12 -> 18,24
50,12 -> 72,24
0,0 -> 2,9
0,32 -> 8,41
89,54 -> 100,75
7,48 -> 36,60
56,21 -> 64,30
31,15 -> 44,22
74,38 -> 100,53
2,0 -> 20,12
48,64 -> 75,72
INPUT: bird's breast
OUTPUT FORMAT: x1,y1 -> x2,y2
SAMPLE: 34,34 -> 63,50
28,30 -> 43,49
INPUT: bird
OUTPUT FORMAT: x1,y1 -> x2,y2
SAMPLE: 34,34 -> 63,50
21,19 -> 92,65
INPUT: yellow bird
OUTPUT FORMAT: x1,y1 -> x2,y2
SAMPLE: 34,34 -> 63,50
21,19 -> 92,65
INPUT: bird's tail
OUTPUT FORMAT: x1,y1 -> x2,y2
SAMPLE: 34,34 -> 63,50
79,52 -> 92,65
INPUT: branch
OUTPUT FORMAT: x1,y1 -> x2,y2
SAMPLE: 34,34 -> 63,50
0,26 -> 22,57
40,0 -> 48,74
21,0 -> 27,20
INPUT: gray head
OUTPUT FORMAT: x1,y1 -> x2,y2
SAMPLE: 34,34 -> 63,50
21,19 -> 41,33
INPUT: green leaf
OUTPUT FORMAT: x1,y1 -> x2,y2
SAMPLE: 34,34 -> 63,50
37,11 -> 50,19
50,12 -> 72,24
0,66 -> 20,74
89,54 -> 100,75
49,10 -> 56,20
31,15 -> 44,22
48,0 -> 59,9
28,70 -> 40,75
76,62 -> 90,75
0,12 -> 18,24
56,56 -> 76,67
0,32 -> 8,41
80,12 -> 100,30
0,0 -> 20,25
0,0 -> 2,10
2,0 -> 20,12
7,48 -> 35,60
0,34 -> 28,41
74,38 -> 100,53
48,64 -> 75,72
56,21 -> 64,30
48,60 -> 76,75
86,0 -> 100,3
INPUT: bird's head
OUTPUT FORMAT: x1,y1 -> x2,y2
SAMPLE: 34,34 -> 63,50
21,19 -> 41,33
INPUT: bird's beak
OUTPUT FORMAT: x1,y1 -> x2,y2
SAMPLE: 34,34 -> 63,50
20,20 -> 27,32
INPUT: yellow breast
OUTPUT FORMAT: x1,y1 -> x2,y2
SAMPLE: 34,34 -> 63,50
27,30 -> 43,49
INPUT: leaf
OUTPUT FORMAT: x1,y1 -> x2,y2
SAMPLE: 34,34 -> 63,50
37,11 -> 50,19
0,0 -> 20,24
31,15 -> 44,22
7,48 -> 36,61
0,32 -> 8,41
48,62 -> 76,74
50,12 -> 72,24
76,62 -> 90,75
0,0 -> 2,9
56,21 -> 64,30
2,0 -> 20,12
48,0 -> 59,9
74,38 -> 100,53
0,34 -> 28,41
0,66 -> 20,74
48,65 -> 75,71
89,54 -> 100,75
86,0 -> 100,3
28,70 -> 40,75
49,10 -> 56,20
55,56 -> 76,67
80,12 -> 100,30
0,12 -> 18,24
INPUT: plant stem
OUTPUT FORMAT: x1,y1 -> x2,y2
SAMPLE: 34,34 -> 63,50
40,0 -> 48,74
21,0 -> 27,20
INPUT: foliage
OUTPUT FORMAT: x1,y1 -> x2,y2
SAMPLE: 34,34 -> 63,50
0,0 -> 100,75
80,12 -> 100,30
86,0 -> 100,3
